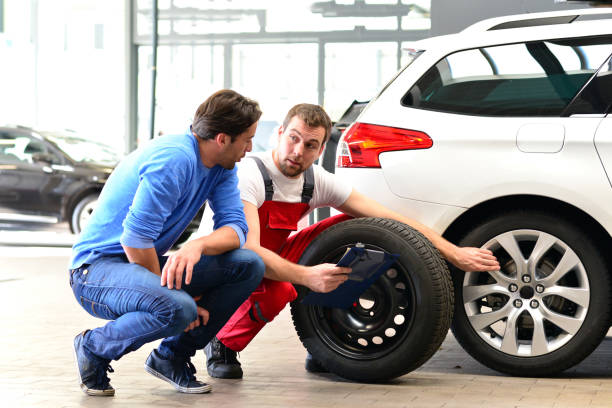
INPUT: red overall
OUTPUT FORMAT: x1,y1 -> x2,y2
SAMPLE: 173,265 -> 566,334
216,159 -> 351,351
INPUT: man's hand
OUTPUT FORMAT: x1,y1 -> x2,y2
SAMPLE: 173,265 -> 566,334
161,240 -> 204,290
303,264 -> 351,293
450,246 -> 500,272
184,306 -> 210,332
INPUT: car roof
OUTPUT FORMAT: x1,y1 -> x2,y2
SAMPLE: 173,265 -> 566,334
411,8 -> 612,54
462,7 -> 612,32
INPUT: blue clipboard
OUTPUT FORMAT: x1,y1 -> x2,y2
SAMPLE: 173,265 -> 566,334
301,245 -> 398,309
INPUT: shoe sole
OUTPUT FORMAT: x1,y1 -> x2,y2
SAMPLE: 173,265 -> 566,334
206,366 -> 243,379
73,334 -> 115,397
144,364 -> 212,394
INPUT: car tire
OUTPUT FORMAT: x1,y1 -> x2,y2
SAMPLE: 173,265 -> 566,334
70,194 -> 99,234
452,210 -> 611,376
290,217 -> 454,382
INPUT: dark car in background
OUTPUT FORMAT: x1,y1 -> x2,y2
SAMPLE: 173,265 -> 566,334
0,125 -> 203,245
0,125 -> 118,233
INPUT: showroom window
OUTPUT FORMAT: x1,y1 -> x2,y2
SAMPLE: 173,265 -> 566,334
402,37 -> 612,116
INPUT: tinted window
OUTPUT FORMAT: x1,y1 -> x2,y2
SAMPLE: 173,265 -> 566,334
402,37 -> 612,116
0,132 -> 44,164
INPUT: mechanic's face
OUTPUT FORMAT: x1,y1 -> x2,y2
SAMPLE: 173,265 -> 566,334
273,116 -> 325,178
218,121 -> 257,169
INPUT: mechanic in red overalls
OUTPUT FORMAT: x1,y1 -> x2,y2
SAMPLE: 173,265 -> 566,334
203,104 -> 500,379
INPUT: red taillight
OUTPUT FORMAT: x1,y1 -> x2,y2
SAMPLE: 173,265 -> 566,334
336,122 -> 432,168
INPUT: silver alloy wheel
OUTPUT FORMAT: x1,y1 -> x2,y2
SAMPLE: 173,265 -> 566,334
463,229 -> 589,357
77,199 -> 98,231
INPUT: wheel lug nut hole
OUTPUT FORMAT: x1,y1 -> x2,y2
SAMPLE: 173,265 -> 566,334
372,336 -> 383,345
358,338 -> 368,346
359,298 -> 375,310
395,282 -> 406,291
386,268 -> 398,279
394,314 -> 405,325
385,328 -> 396,337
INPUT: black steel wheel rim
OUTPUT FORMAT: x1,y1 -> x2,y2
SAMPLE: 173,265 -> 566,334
306,243 -> 417,360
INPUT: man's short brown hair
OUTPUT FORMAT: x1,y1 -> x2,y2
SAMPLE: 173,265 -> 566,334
192,89 -> 262,142
282,104 -> 332,144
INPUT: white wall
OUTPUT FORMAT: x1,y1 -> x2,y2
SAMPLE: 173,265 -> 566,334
0,0 -> 127,154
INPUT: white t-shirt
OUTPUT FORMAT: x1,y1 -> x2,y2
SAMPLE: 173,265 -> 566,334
195,151 -> 352,236
238,151 -> 351,210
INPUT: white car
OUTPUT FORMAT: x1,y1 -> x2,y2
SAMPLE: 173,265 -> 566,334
335,8 -> 612,376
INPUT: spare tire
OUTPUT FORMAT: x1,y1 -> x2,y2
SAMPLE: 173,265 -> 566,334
290,217 -> 454,382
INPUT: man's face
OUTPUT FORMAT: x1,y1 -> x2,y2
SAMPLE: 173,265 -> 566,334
218,121 -> 257,169
274,116 -> 326,178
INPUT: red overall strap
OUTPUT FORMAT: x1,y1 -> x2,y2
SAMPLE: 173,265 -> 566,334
250,155 -> 314,253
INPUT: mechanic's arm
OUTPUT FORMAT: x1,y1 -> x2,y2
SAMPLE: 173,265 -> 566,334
242,200 -> 350,293
337,189 -> 500,272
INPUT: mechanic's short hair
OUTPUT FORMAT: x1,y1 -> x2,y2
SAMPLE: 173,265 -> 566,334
282,104 -> 332,144
192,89 -> 262,142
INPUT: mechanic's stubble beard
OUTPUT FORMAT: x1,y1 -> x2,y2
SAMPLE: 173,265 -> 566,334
278,157 -> 305,177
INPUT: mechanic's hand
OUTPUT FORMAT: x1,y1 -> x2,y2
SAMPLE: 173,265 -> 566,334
161,240 -> 203,290
184,306 -> 209,332
451,246 -> 500,272
305,263 -> 351,293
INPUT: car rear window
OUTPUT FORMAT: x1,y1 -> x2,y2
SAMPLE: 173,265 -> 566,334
402,36 -> 612,116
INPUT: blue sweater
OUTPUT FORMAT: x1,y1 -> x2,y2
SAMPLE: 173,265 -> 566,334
70,131 -> 247,269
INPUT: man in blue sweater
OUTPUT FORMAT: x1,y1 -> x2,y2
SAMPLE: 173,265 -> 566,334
69,89 -> 265,396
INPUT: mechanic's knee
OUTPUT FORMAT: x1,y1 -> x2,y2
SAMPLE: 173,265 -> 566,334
267,280 -> 298,304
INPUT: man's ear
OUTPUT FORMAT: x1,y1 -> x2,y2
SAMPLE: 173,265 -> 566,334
215,133 -> 231,147
277,125 -> 284,141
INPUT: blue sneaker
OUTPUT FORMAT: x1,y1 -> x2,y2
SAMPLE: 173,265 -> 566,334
145,349 -> 211,394
73,331 -> 115,396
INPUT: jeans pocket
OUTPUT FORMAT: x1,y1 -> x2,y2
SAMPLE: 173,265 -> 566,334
79,296 -> 118,320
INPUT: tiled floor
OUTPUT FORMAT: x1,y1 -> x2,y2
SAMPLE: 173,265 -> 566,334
2,246 -> 612,408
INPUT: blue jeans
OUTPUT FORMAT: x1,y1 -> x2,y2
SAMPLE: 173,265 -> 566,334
69,249 -> 264,362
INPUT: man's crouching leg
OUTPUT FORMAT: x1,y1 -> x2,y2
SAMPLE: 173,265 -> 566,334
151,249 -> 265,385
206,278 -> 297,379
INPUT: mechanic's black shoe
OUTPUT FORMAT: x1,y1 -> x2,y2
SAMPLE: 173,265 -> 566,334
305,353 -> 328,373
73,330 -> 115,396
145,350 -> 211,394
204,337 -> 243,379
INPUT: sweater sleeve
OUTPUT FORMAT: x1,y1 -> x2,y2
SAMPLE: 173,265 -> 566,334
120,150 -> 189,248
207,167 -> 248,247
